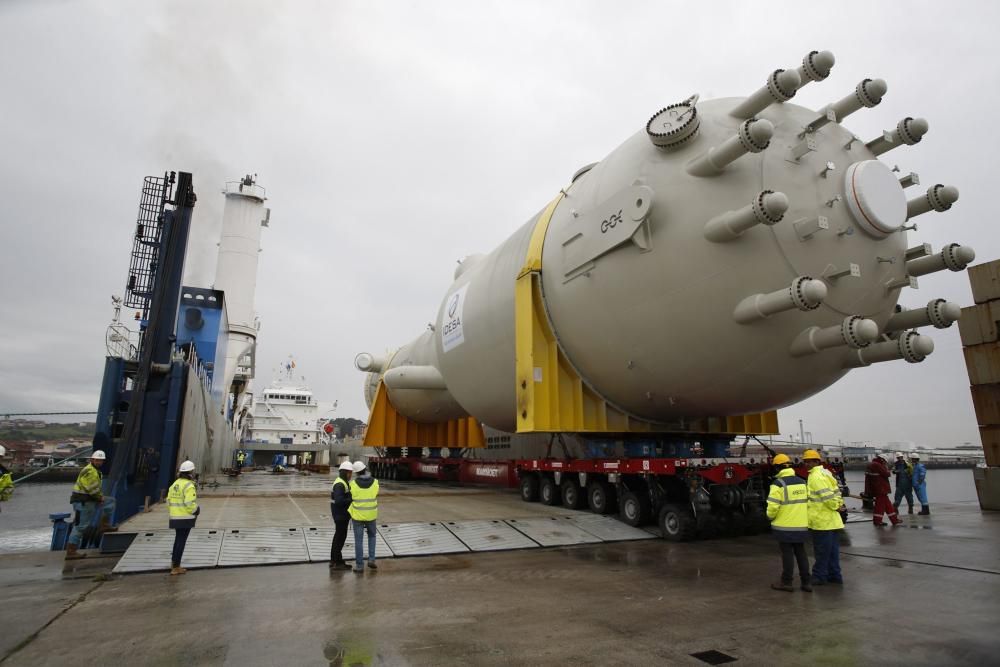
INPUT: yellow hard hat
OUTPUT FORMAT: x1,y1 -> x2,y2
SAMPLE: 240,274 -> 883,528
802,449 -> 821,461
772,453 -> 791,465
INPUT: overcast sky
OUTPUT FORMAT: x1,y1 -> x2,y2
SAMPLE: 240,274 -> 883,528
1,1 -> 998,448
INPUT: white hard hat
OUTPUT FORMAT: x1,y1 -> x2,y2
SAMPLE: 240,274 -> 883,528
0,445 -> 6,457
352,461 -> 366,473
338,461 -> 354,471
895,452 -> 904,458
91,450 -> 107,460
179,460 -> 196,473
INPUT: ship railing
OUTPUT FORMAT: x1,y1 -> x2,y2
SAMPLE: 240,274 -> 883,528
106,323 -> 140,360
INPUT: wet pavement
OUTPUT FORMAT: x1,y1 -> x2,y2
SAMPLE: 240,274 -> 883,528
1,498 -> 998,665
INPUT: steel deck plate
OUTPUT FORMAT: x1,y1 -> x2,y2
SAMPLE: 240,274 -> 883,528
378,522 -> 470,556
443,519 -> 540,552
302,526 -> 394,561
113,529 -> 223,574
504,517 -> 603,547
566,514 -> 658,542
218,527 -> 309,567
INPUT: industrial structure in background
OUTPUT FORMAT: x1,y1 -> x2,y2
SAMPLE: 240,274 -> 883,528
97,173 -> 270,527
357,50 -> 983,540
960,259 -> 1000,509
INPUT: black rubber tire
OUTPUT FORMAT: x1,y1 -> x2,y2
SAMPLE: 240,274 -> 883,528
561,480 -> 587,510
619,489 -> 651,527
520,474 -> 540,502
587,481 -> 616,514
659,503 -> 697,542
540,477 -> 562,506
745,504 -> 770,535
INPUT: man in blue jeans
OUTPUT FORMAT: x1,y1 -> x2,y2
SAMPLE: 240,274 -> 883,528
349,460 -> 380,572
66,450 -> 116,559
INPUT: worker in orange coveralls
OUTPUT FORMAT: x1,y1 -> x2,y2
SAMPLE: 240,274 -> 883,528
864,455 -> 901,526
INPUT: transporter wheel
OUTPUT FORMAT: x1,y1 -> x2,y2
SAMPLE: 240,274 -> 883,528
587,480 -> 617,514
540,477 -> 562,506
561,480 -> 587,510
396,464 -> 411,482
520,474 -> 540,502
619,489 -> 651,527
745,505 -> 770,535
659,504 -> 697,542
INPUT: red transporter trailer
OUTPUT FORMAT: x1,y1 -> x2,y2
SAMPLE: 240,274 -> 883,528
366,450 -> 841,542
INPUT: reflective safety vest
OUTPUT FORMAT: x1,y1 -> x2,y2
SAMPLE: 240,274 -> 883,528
766,468 -> 808,536
167,477 -> 198,520
73,464 -> 103,500
237,452 -> 245,463
348,478 -> 379,521
807,465 -> 844,530
0,473 -> 13,502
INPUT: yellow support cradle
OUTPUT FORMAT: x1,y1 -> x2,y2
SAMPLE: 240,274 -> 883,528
362,381 -> 485,448
514,195 -> 779,436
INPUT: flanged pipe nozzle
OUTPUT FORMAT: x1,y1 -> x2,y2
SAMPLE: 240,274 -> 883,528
866,117 -> 929,156
884,299 -> 962,333
796,50 -> 835,86
906,243 -> 975,277
806,78 -> 887,132
729,69 -> 801,119
790,316 -> 879,357
734,276 -> 827,324
906,184 -> 959,220
688,119 -> 774,177
704,190 -> 789,242
845,331 -> 933,368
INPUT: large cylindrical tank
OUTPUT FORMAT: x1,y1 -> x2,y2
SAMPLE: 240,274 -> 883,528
360,52 -> 970,433
214,176 -> 269,398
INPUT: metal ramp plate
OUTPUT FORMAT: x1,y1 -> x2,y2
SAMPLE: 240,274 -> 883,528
566,514 -> 658,542
218,527 -> 309,567
504,517 -> 603,547
443,519 -> 540,552
302,526 -> 394,561
113,529 -> 223,574
378,522 -> 470,556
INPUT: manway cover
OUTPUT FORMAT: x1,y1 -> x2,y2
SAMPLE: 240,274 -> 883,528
218,527 -> 309,567
566,514 -> 657,542
504,516 -> 603,547
378,522 -> 470,556
113,529 -> 223,574
302,526 -> 394,561
443,519 -> 540,552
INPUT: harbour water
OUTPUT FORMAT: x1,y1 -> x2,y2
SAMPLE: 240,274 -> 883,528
0,468 -> 984,554
0,483 -> 73,554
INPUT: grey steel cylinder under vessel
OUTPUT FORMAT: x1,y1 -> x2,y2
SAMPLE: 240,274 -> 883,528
358,50 -> 972,434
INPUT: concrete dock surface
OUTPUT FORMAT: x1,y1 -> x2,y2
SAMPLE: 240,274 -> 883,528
1,490 -> 998,666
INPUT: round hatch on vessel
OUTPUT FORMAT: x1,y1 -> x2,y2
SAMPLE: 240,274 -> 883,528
843,159 -> 907,238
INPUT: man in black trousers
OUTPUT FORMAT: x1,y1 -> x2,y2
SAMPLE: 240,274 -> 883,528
330,461 -> 354,569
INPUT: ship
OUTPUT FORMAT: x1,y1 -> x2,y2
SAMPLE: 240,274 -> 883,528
242,361 -> 333,467
92,172 -> 272,527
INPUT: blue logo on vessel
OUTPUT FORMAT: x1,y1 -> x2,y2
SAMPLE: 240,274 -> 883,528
447,293 -> 460,318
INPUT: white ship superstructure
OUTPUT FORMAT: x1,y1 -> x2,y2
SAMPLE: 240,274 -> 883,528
244,366 -> 331,465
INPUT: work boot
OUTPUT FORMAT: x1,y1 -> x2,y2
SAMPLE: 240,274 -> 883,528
65,544 -> 86,560
354,564 -> 364,573
770,582 -> 794,592
919,505 -> 930,515
100,518 -> 118,533
801,581 -> 813,592
170,566 -> 187,576
368,561 -> 378,570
